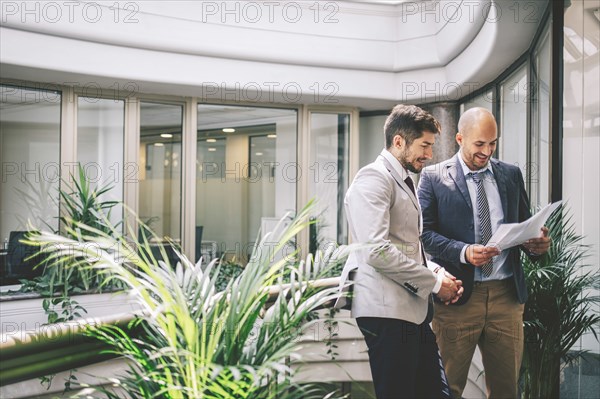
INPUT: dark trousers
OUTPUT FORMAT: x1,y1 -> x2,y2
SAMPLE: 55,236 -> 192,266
357,317 -> 453,399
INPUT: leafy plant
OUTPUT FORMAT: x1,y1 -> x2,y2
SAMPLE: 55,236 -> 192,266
209,259 -> 244,292
520,205 -> 600,398
18,165 -> 122,393
21,164 -> 122,296
324,308 -> 340,360
32,201 -> 352,399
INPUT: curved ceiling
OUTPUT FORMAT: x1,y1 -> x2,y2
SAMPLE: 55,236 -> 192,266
0,0 -> 546,109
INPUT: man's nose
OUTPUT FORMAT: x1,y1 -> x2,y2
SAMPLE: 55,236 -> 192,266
425,147 -> 433,159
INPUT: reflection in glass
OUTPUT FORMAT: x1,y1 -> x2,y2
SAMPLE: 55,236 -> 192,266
309,113 -> 350,247
460,90 -> 494,114
532,22 -> 551,206
500,65 -> 528,175
77,98 -> 125,229
0,85 -> 61,284
139,102 -> 183,240
196,104 -> 297,264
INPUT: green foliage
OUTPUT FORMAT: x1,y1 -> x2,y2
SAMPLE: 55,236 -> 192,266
324,308 -> 340,360
209,260 -> 244,292
59,165 -> 120,236
22,164 -> 122,297
521,205 -> 600,399
33,201 -> 352,399
19,165 -> 122,393
42,295 -> 87,324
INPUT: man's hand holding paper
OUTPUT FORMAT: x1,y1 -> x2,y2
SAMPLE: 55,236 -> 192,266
466,244 -> 501,266
488,201 -> 560,251
523,226 -> 551,255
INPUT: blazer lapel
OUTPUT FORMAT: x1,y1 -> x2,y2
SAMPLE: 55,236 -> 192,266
491,160 -> 509,217
449,155 -> 472,209
379,156 -> 420,211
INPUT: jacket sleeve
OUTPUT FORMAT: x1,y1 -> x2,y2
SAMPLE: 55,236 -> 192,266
418,169 -> 469,264
515,167 -> 542,260
346,166 -> 437,299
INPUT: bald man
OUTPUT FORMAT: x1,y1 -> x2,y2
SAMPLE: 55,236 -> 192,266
417,108 -> 551,398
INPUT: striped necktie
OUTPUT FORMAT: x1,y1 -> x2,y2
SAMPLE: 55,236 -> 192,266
470,171 -> 493,277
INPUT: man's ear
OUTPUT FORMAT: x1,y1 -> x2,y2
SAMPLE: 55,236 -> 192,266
394,134 -> 405,149
455,132 -> 463,146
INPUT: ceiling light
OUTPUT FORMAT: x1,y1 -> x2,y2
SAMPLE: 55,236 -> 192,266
255,152 -> 263,156
206,138 -> 217,143
267,134 -> 277,138
161,133 -> 173,138
154,143 -> 164,147
222,128 -> 235,133
208,148 -> 216,152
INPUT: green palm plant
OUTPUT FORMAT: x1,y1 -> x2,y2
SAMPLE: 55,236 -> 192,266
32,201 -> 350,399
520,205 -> 600,398
54,165 -> 121,292
20,165 -> 121,297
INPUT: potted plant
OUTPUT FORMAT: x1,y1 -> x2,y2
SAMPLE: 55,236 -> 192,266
11,166 -> 125,320
29,201 -> 352,398
520,205 -> 600,398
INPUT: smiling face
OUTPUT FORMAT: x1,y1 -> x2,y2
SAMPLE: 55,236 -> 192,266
456,110 -> 498,171
393,131 -> 436,173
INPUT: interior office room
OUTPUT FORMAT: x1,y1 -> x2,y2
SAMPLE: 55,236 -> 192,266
0,0 -> 598,397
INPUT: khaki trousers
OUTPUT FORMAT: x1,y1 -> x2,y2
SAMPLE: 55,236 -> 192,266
432,279 -> 524,399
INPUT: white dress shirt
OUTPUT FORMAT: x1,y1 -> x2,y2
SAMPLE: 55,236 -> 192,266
457,152 -> 512,281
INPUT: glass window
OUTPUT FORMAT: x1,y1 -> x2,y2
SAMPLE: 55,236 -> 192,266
460,89 -> 494,114
196,104 -> 297,264
308,112 -> 350,247
532,22 -> 552,206
77,97 -> 125,229
139,103 -> 183,241
1,85 -> 61,284
499,64 -> 528,174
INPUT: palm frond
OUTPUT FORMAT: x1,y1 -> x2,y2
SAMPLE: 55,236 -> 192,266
521,205 -> 600,398
32,201 -> 351,398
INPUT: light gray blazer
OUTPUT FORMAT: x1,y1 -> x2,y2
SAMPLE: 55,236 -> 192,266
338,153 -> 438,324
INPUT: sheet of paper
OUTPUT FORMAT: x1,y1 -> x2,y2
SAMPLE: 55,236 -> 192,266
488,201 -> 562,251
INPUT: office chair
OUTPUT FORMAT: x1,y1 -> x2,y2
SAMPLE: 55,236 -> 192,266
6,231 -> 44,280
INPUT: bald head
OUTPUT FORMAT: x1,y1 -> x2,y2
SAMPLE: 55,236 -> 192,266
458,107 -> 497,137
456,107 -> 498,171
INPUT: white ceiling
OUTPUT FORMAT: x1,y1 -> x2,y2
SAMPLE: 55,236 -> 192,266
0,0 -> 547,110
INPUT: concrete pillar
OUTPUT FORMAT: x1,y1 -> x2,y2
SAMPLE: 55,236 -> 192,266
420,102 -> 459,164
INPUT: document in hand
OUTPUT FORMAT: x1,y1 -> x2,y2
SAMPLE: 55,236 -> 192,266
488,201 -> 562,251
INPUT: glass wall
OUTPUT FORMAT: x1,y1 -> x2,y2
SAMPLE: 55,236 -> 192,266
499,65 -> 528,174
308,112 -> 350,247
460,89 -> 494,114
0,85 -> 61,283
531,23 -> 552,207
196,104 -> 297,264
562,2 -> 600,397
77,97 -> 125,228
139,102 -> 183,241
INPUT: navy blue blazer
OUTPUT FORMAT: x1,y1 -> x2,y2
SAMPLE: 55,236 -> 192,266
417,154 -> 533,305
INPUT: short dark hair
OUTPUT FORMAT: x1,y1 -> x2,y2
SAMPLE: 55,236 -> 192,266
384,104 -> 441,148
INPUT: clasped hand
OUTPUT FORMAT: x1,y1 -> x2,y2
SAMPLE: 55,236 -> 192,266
436,271 -> 463,305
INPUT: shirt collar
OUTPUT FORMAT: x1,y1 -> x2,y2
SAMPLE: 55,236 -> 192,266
381,148 -> 410,180
457,150 -> 494,177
